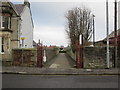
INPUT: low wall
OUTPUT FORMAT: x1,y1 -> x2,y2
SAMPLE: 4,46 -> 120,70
12,48 -> 37,66
83,46 -> 114,68
44,48 -> 59,62
66,46 -> 116,68
3,47 -> 58,67
66,47 -> 76,62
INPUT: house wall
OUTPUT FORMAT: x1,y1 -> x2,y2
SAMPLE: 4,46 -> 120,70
0,16 -> 19,62
20,6 -> 33,48
11,17 -> 20,49
0,32 -> 12,62
0,1 -> 20,62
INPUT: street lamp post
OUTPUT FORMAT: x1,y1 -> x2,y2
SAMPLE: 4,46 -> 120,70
114,0 -> 117,68
21,37 -> 25,64
92,14 -> 95,46
106,0 -> 110,68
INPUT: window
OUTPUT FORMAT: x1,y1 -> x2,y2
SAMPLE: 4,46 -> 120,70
1,16 -> 11,29
1,37 -> 4,54
2,16 -> 5,28
7,38 -> 10,53
0,37 -> 4,54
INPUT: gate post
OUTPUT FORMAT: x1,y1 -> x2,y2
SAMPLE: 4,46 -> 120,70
76,34 -> 84,68
79,34 -> 84,68
76,40 -> 80,68
76,40 -> 78,68
79,43 -> 83,68
37,43 -> 43,68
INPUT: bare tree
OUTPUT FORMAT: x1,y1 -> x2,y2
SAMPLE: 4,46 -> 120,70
65,6 -> 93,52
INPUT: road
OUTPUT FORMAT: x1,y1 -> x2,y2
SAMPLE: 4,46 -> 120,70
46,53 -> 74,68
2,74 -> 118,88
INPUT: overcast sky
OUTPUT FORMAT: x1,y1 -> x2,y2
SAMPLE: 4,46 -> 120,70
11,0 -> 118,47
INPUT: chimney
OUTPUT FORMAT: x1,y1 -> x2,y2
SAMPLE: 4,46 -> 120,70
24,0 -> 30,8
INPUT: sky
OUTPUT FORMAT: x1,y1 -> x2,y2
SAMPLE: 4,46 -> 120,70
11,0 -> 119,47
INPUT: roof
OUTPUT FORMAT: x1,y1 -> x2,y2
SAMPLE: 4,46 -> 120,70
33,40 -> 37,45
13,3 -> 34,28
108,29 -> 120,38
13,4 -> 25,15
1,0 -> 19,16
104,29 -> 120,41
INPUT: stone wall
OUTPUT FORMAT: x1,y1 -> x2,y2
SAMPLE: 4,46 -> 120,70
66,47 -> 76,62
44,48 -> 59,62
2,47 -> 59,67
66,46 -> 116,68
83,46 -> 114,68
12,48 -> 37,66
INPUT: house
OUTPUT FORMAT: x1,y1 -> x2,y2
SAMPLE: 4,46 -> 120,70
14,0 -> 34,48
108,29 -> 120,45
0,0 -> 34,63
95,29 -> 120,46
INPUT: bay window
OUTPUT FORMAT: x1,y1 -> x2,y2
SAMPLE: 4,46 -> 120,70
1,16 -> 11,29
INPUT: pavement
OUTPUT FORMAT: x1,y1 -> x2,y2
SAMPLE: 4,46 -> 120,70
1,66 -> 119,75
0,53 -> 119,75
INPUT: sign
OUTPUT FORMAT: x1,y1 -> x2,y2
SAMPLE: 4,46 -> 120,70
21,37 -> 25,40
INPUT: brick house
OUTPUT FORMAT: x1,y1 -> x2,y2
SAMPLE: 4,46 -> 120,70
0,0 -> 34,63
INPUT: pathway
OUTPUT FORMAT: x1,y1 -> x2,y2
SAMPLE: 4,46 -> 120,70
48,53 -> 73,69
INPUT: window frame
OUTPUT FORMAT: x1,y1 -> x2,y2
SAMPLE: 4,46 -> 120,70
1,16 -> 11,29
0,37 -> 4,54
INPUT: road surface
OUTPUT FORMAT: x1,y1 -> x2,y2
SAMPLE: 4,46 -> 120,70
2,74 -> 118,88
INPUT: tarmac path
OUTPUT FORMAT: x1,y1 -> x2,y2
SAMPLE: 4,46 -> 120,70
48,53 -> 73,69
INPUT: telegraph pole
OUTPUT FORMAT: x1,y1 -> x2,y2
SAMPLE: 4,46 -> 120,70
106,0 -> 110,68
114,0 -> 117,68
